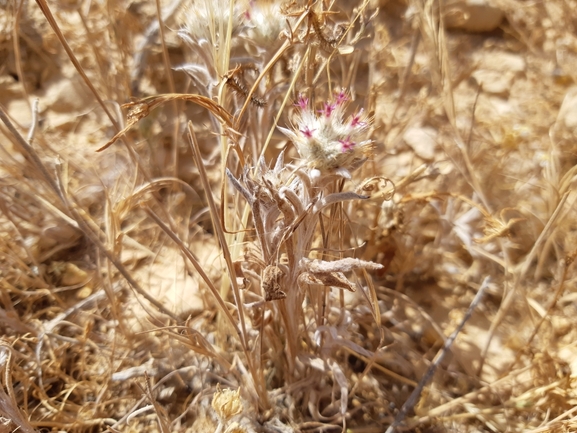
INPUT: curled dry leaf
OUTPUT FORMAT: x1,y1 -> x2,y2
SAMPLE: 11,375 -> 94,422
298,271 -> 356,292
262,264 -> 287,301
300,257 -> 384,274
97,94 -> 233,152
356,176 -> 395,201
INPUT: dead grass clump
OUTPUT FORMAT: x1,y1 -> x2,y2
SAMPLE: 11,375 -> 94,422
2,0 -> 577,431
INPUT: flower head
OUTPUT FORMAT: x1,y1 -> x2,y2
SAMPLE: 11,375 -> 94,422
278,90 -> 373,172
182,0 -> 244,43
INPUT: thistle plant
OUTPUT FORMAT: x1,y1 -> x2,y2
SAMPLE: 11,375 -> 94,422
226,90 -> 381,378
107,0 -> 383,423
168,0 -> 387,422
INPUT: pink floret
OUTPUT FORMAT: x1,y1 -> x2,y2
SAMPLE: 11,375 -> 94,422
339,136 -> 355,152
295,95 -> 309,110
319,102 -> 336,118
335,90 -> 348,106
300,126 -> 315,138
351,109 -> 367,128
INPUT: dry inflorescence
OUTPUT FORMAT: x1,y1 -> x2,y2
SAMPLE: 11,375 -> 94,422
2,0 -> 577,432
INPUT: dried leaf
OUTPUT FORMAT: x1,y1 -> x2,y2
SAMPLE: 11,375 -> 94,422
262,265 -> 286,301
301,257 -> 383,274
298,271 -> 356,291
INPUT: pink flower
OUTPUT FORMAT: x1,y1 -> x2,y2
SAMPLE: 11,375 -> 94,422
295,95 -> 309,110
300,126 -> 315,138
339,136 -> 355,152
319,102 -> 336,118
335,90 -> 348,106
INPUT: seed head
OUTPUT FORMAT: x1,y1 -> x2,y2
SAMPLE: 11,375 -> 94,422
182,0 -> 243,42
243,0 -> 286,47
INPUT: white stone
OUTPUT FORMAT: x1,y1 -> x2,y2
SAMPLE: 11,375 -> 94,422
471,69 -> 514,96
558,87 -> 577,130
444,0 -> 505,33
476,51 -> 526,73
403,126 -> 438,160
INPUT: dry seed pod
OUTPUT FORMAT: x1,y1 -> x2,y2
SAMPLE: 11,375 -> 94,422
262,264 -> 286,301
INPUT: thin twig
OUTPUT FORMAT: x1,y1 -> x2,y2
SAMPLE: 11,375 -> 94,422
131,0 -> 183,95
27,98 -> 39,145
187,122 -> 250,350
0,106 -> 64,204
385,277 -> 490,433
13,0 -> 31,110
477,190 -> 570,376
388,30 -> 420,132
506,255 -> 573,374
154,0 -> 180,179
186,122 -> 268,407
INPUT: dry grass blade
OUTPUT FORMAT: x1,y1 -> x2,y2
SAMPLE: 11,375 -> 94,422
97,94 -> 234,152
187,121 -> 268,406
1,106 -> 179,324
34,0 -> 120,130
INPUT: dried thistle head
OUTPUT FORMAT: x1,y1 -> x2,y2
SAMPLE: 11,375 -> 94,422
278,90 -> 374,174
179,0 -> 245,84
181,0 -> 244,43
243,0 -> 287,48
212,386 -> 244,421
178,0 -> 286,98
